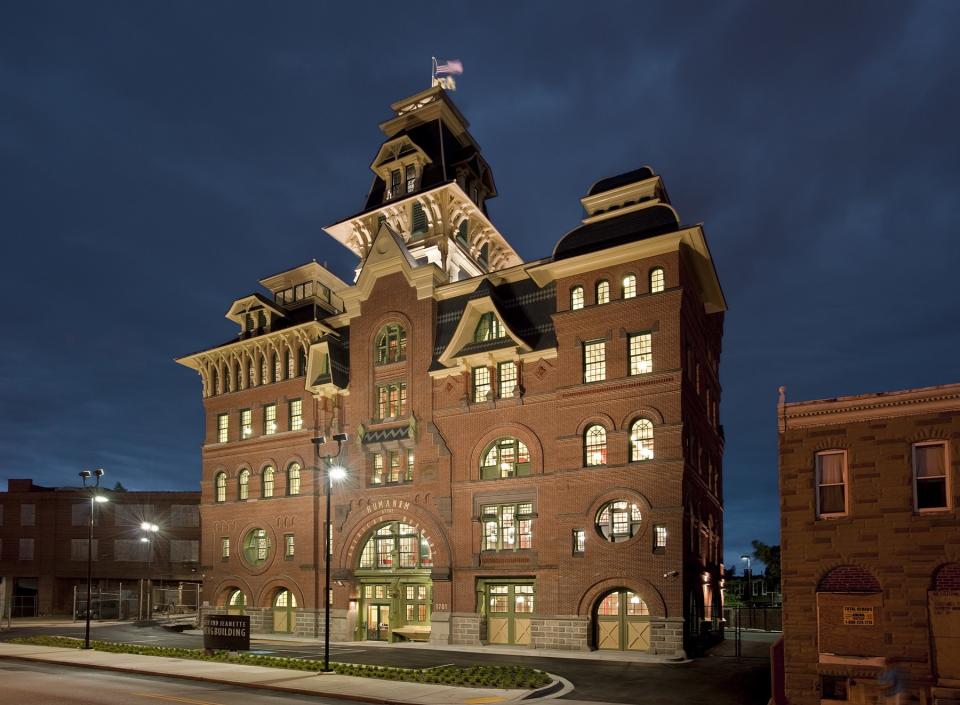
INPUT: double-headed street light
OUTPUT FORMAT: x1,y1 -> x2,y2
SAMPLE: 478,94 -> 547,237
79,469 -> 107,649
140,522 -> 159,619
312,433 -> 348,674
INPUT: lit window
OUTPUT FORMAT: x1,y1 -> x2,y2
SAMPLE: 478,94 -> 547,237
815,450 -> 847,517
289,399 -> 303,431
284,534 -> 295,559
570,285 -> 584,310
654,524 -> 668,552
376,382 -> 407,418
263,404 -> 277,435
357,522 -> 433,570
474,312 -> 505,342
220,537 -> 230,560
914,442 -> 948,511
371,453 -> 384,484
630,419 -> 654,461
215,472 -> 226,503
262,466 -> 275,498
287,463 -> 301,496
585,424 -> 607,466
240,409 -> 253,439
573,529 -> 585,554
583,340 -> 606,383
376,324 -> 407,365
650,267 -> 665,293
217,414 -> 229,443
629,333 -> 652,375
243,528 -> 270,565
596,500 -> 642,542
238,469 -> 250,501
481,437 -> 531,479
498,361 -> 518,399
481,503 -> 533,551
623,274 -> 637,299
472,366 -> 491,402
596,280 -> 610,305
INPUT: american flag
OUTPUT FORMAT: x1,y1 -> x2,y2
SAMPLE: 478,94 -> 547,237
434,59 -> 464,76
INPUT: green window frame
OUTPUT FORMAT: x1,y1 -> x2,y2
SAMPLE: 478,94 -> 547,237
480,437 -> 531,479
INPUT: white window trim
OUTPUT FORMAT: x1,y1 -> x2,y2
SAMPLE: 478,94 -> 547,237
815,449 -> 848,519
913,440 -> 951,513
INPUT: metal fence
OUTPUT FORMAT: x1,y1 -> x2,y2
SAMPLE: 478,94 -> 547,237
724,605 -> 782,632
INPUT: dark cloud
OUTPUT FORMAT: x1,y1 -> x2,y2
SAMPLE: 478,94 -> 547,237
2,1 -> 958,571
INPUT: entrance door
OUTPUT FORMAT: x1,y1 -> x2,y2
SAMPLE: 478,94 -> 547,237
487,584 -> 533,645
366,604 -> 390,641
273,589 -> 296,633
596,590 -> 650,651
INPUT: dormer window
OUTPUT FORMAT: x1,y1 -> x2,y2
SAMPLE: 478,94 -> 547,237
474,313 -> 505,343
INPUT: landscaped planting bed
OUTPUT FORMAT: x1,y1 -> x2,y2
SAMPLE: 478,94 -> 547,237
6,636 -> 551,689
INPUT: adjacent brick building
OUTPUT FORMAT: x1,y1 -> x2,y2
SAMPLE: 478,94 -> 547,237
0,479 -> 200,617
778,383 -> 960,704
177,86 -> 726,655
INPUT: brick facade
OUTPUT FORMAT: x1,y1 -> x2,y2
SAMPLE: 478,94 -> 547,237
179,87 -> 726,656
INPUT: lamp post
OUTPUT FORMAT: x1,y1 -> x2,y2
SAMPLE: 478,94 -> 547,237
79,469 -> 107,649
140,522 -> 159,620
312,433 -> 348,673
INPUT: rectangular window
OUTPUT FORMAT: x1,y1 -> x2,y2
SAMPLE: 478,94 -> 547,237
240,409 -> 253,439
472,367 -> 491,403
573,529 -> 585,554
816,450 -> 848,518
481,503 -> 534,551
221,537 -> 230,560
372,453 -> 384,484
263,404 -> 277,435
654,524 -> 668,553
498,361 -> 518,398
914,442 -> 949,511
289,399 -> 303,431
583,340 -> 606,383
19,538 -> 34,561
284,534 -> 295,559
628,333 -> 652,375
217,414 -> 229,443
21,504 -> 35,527
376,382 -> 407,419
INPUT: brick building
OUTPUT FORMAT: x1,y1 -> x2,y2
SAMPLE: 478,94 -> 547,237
0,479 -> 200,617
778,383 -> 960,704
177,86 -> 726,655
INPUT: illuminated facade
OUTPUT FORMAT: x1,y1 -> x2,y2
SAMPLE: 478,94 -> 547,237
178,86 -> 726,655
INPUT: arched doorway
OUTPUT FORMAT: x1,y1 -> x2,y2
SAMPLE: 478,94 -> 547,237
355,521 -> 433,641
273,589 -> 297,633
595,589 -> 651,651
226,589 -> 246,615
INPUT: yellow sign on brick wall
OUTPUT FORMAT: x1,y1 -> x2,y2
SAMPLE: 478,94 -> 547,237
842,606 -> 875,625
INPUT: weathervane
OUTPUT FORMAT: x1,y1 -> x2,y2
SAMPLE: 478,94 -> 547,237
431,57 -> 463,91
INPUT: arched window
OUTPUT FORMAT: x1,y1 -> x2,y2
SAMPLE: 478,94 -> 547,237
474,312 -> 505,342
287,463 -> 301,496
238,469 -> 250,501
570,285 -> 584,310
376,324 -> 407,365
243,528 -> 270,565
585,425 -> 607,466
481,438 -> 531,479
649,267 -> 665,293
596,280 -> 610,305
215,472 -> 227,503
262,466 -> 275,498
596,500 -> 642,542
630,419 -> 655,461
357,521 -> 433,570
623,274 -> 637,299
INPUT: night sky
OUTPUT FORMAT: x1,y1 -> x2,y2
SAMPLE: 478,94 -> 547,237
2,2 -> 959,571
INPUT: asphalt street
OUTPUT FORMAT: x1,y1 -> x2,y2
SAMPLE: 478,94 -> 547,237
0,623 -> 774,704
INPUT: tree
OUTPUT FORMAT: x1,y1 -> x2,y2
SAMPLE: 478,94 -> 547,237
750,540 -> 781,582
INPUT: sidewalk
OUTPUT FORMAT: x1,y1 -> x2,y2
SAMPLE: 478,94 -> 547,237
0,641 -> 568,705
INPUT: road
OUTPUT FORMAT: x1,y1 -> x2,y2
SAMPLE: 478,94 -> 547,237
0,622 -> 774,704
0,659 -> 364,705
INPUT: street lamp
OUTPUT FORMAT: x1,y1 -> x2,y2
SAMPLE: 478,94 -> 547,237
140,522 -> 159,619
741,554 -> 752,604
79,469 -> 107,649
312,433 -> 348,673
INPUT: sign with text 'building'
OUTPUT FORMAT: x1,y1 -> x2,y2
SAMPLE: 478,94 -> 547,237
203,614 -> 250,651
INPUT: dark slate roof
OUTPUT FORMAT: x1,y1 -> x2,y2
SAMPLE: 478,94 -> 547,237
552,204 -> 680,261
586,167 -> 655,196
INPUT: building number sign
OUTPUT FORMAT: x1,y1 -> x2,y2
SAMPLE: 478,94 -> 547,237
842,606 -> 875,625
